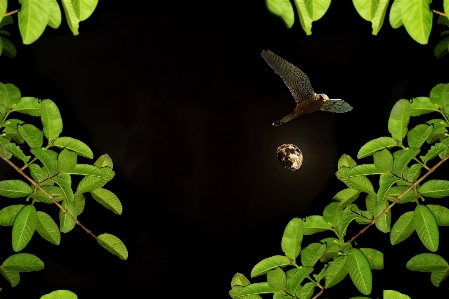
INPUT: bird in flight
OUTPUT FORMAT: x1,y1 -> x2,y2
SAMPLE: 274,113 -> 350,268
261,50 -> 352,126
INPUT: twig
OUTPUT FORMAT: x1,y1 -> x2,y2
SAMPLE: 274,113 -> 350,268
311,287 -> 324,299
1,155 -> 97,239
4,9 -> 19,17
432,9 -> 447,17
348,155 -> 449,244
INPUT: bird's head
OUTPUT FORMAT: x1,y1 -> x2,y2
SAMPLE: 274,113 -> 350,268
316,93 -> 329,101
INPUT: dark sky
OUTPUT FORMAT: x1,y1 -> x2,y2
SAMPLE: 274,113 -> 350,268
1,0 -> 449,298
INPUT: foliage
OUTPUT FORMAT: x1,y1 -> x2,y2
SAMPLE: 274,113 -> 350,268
0,82 -> 128,290
229,83 -> 449,297
265,0 -> 448,46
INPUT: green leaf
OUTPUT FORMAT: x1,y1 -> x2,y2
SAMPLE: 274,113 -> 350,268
377,175 -> 399,203
90,188 -> 122,215
30,148 -> 58,177
392,147 -> 420,177
427,204 -> 449,226
12,97 -> 41,116
36,211 -> 60,245
431,267 -> 449,287
406,253 -> 448,272
52,174 -> 74,203
75,167 -> 115,194
371,0 -> 389,35
231,273 -> 250,287
41,99 -> 63,143
383,290 -> 411,299
281,218 -> 303,260
229,283 -> 272,297
337,154 -> 357,169
325,255 -> 348,288
385,185 -> 415,203
94,154 -> 113,168
97,233 -> 128,260
287,266 -> 313,295
73,0 -> 98,21
12,205 -> 37,252
401,0 -> 432,44
418,180 -> 449,198
2,253 -> 44,272
18,124 -> 43,148
333,188 -> 360,208
407,124 -> 432,148
357,137 -> 397,159
73,193 -> 85,216
40,290 -> 78,299
53,137 -> 93,158
352,0 -> 379,21
0,136 -> 12,158
365,193 -> 376,212
389,0 -> 403,28
36,186 -> 64,204
337,214 -> 358,239
390,211 -> 415,245
0,205 -> 24,226
435,36 -> 449,58
59,200 -> 77,233
293,0 -> 313,35
0,36 -> 16,58
346,164 -> 384,177
0,83 -> 21,108
5,143 -> 30,163
0,180 -> 32,198
360,248 -> 383,270
0,0 -> 6,25
403,163 -> 422,183
47,0 -> 61,28
374,200 -> 391,233
410,97 -> 438,116
297,282 -> 314,299
61,0 -> 79,35
420,143 -> 445,165
18,0 -> 51,44
373,149 -> 393,172
266,0 -> 295,28
67,164 -> 104,176
388,99 -> 410,141
323,202 -> 339,227
306,0 -> 331,21
0,266 -> 20,287
301,243 -> 326,267
267,267 -> 286,291
348,248 -> 372,295
58,149 -> 77,173
430,83 -> 446,107
251,256 -> 291,278
338,173 -> 376,195
414,205 -> 439,252
303,215 -> 333,235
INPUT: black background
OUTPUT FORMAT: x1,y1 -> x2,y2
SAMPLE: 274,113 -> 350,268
0,0 -> 449,298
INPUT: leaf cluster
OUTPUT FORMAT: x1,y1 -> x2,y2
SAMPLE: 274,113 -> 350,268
0,82 -> 127,288
229,83 -> 449,298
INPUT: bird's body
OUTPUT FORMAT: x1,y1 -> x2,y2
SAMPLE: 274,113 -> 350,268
261,50 -> 352,126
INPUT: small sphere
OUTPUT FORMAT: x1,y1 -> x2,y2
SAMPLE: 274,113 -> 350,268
276,144 -> 303,171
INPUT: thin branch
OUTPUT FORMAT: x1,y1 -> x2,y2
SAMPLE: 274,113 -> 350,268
1,155 -> 97,239
348,155 -> 449,244
432,9 -> 447,17
4,9 -> 19,17
311,287 -> 324,299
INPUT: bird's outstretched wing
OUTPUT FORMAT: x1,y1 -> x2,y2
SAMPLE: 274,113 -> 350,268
261,50 -> 314,103
321,99 -> 353,113
273,112 -> 295,126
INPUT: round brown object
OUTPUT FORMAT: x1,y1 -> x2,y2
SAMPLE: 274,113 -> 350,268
276,144 -> 303,171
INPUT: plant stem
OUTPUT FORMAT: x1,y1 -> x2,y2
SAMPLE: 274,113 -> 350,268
347,155 -> 449,244
0,155 -> 97,239
432,9 -> 446,17
4,9 -> 19,17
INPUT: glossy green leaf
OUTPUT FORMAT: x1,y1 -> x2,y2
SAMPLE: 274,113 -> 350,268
0,0 -> 6,25
75,168 -> 115,194
360,248 -> 383,270
0,266 -> 20,287
435,36 -> 449,58
410,97 -> 438,116
36,211 -> 60,245
407,124 -> 432,148
377,175 -> 399,202
325,255 -> 348,288
390,211 -> 415,245
281,218 -> 303,260
287,266 -> 313,294
389,0 -> 403,28
0,83 -> 20,108
430,84 -> 446,107
61,0 -> 79,35
0,180 -> 32,198
231,273 -> 250,287
427,204 -> 449,226
383,290 -> 411,299
90,188 -> 122,215
73,193 -> 85,216
66,164 -> 103,176
12,205 -> 37,252
339,174 -> 376,195
18,0 -> 51,44
403,163 -> 421,183
4,143 -> 30,163
401,0 -> 432,44
307,0 -> 331,21
36,185 -> 64,204
357,137 -> 397,158
73,0 -> 98,21
303,215 -> 333,235
431,267 -> 449,287
47,0 -> 61,28
297,282 -> 314,299
97,233 -> 128,260
371,0 -> 389,35
337,214 -> 358,239
94,154 -> 113,168
393,148 -> 420,177
365,193 -> 376,212
0,36 -> 16,58
388,99 -> 410,141
12,97 -> 41,116
374,200 -> 391,233
421,143 -> 445,165
293,0 -> 313,35
385,185 -> 415,203
0,205 -> 24,226
323,202 -> 339,227
406,253 -> 448,272
41,99 -> 62,143
267,267 -> 286,291
418,180 -> 449,198
266,0 -> 295,28
251,255 -> 291,278
373,149 -> 393,172
52,174 -> 74,203
348,248 -> 372,295
2,253 -> 44,272
59,200 -> 77,233
229,282 -> 272,297
58,149 -> 77,173
346,164 -> 384,176
333,188 -> 360,208
18,124 -> 43,149
53,137 -> 93,158
352,0 -> 379,21
40,290 -> 78,299
301,243 -> 326,267
414,205 -> 439,252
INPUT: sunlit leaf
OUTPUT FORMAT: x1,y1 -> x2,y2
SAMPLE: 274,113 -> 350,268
427,204 -> 449,226
36,211 -> 60,245
406,253 -> 448,272
418,180 -> 449,198
281,218 -> 303,260
0,180 -> 32,198
12,205 -> 37,252
348,248 -> 372,295
266,0 -> 295,28
401,0 -> 432,44
2,253 -> 44,272
18,0 -> 51,44
388,99 -> 410,141
389,0 -> 403,28
41,99 -> 63,143
414,205 -> 439,252
371,0 -> 389,35
358,137 -> 397,159
360,248 -> 383,270
251,256 -> 291,278
267,267 -> 286,291
53,137 -> 93,158
293,0 -> 313,35
97,233 -> 128,260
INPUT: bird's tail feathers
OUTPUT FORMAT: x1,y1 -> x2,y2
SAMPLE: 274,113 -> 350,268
272,113 -> 295,126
